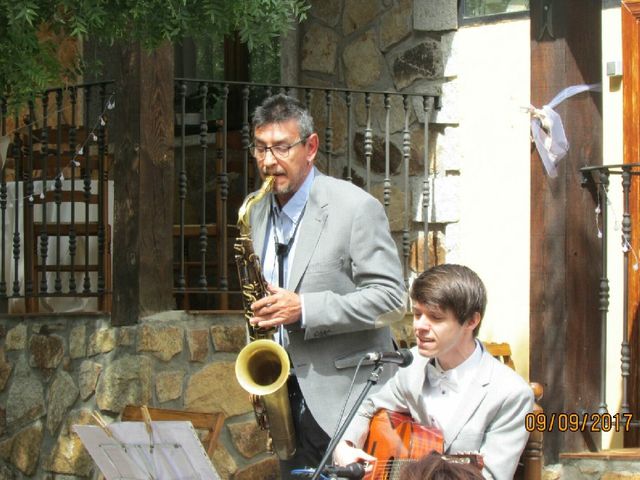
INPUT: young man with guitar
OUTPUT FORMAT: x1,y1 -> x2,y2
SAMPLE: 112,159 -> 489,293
334,264 -> 533,480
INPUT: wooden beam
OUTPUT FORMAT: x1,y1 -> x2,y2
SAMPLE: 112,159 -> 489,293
622,0 -> 640,447
111,42 -> 175,324
530,0 -> 603,462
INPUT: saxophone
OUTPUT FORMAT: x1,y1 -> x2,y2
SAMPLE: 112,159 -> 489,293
234,176 -> 297,460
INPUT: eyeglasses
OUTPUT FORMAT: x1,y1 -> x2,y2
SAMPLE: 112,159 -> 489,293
249,137 -> 307,160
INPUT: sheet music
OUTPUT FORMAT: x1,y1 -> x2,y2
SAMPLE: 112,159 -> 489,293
74,421 -> 221,480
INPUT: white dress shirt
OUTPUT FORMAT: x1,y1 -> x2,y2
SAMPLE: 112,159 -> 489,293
423,340 -> 483,431
261,168 -> 315,334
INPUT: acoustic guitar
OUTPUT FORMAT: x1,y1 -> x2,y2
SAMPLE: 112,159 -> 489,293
361,409 -> 483,479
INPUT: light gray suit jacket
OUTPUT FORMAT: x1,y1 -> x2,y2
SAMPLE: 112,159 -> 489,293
249,171 -> 407,435
342,345 -> 534,480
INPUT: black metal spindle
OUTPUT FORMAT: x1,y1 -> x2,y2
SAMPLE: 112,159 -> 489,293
198,82 -> 209,289
97,84 -> 107,298
68,87 -> 78,293
177,82 -> 187,292
12,114 -> 22,297
345,92 -> 352,183
26,104 -> 36,300
218,83 -> 230,301
325,90 -> 333,177
241,84 -> 250,198
620,166 -> 632,414
364,93 -> 372,193
0,99 -> 7,301
82,86 -> 92,293
597,172 -> 609,415
422,97 -> 431,270
402,95 -> 410,287
383,94 -> 391,211
54,89 -> 63,293
39,94 -> 49,294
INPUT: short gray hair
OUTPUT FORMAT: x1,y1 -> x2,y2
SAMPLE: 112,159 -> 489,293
252,94 -> 315,139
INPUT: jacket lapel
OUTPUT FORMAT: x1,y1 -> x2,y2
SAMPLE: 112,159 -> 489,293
288,176 -> 328,292
442,349 -> 494,451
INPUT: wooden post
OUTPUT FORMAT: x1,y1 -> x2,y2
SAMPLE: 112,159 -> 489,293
111,42 -> 175,325
622,0 -> 640,447
530,0 -> 602,461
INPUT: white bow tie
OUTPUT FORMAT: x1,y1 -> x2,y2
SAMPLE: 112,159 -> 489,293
426,362 -> 459,393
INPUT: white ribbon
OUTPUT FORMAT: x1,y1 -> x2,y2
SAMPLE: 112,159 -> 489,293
528,83 -> 601,177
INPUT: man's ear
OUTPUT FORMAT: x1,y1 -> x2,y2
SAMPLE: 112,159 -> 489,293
306,132 -> 319,162
465,312 -> 482,332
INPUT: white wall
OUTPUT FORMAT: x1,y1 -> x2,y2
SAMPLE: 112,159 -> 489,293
449,19 -> 532,379
602,4 -> 624,450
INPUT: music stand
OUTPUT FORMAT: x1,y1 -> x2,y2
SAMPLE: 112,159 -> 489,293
75,407 -> 224,480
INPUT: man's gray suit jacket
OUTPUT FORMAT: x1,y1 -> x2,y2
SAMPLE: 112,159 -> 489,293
342,345 -> 534,480
248,171 -> 407,436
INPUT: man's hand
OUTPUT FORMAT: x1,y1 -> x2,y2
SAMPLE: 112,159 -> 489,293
332,441 -> 376,468
250,284 -> 302,328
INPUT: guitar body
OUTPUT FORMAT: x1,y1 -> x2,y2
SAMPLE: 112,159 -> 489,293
362,409 -> 444,480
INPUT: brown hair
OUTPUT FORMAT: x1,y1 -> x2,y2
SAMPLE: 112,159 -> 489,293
400,452 -> 484,480
410,264 -> 487,336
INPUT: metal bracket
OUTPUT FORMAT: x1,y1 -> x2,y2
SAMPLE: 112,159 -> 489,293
537,0 -> 555,41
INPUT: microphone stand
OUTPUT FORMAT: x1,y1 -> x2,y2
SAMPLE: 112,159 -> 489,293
309,362 -> 385,480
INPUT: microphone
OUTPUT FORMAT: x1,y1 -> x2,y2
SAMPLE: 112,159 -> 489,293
365,348 -> 413,367
321,463 -> 365,479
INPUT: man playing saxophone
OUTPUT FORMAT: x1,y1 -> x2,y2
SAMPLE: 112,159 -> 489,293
243,94 -> 406,479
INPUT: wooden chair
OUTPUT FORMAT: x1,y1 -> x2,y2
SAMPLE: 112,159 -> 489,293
25,187 -> 112,312
9,123 -> 113,312
484,342 -> 544,480
120,405 -> 225,459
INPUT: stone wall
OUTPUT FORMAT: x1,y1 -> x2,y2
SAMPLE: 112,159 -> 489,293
0,311 -> 416,479
299,0 -> 460,269
0,312 -> 282,479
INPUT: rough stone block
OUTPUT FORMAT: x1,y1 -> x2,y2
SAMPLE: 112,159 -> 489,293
87,328 -> 116,356
137,324 -> 184,362
46,371 -> 79,435
380,0 -> 412,51
343,30 -> 385,89
234,455 -> 279,480
343,0 -> 383,35
187,328 -> 210,362
414,0 -> 458,31
155,370 -> 185,403
228,420 -> 268,458
211,324 -> 246,353
185,362 -> 251,417
69,325 -> 86,359
10,421 -> 43,476
29,334 -> 64,370
392,39 -> 443,90
78,360 -> 102,401
45,409 -> 94,477
409,230 -> 446,273
301,23 -> 339,75
96,355 -> 152,413
5,325 -> 26,351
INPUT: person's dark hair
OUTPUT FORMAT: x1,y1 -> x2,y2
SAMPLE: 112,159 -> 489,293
252,93 -> 314,139
410,264 -> 487,336
400,451 -> 484,480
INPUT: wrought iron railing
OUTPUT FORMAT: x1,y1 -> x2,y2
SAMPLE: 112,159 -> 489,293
580,163 -> 640,434
0,81 -> 115,313
173,79 -> 441,310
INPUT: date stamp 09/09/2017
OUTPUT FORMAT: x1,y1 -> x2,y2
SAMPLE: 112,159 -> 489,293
525,412 -> 636,433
